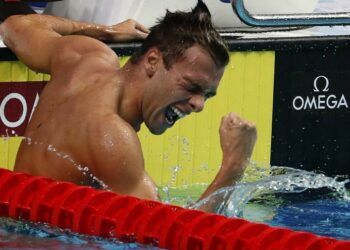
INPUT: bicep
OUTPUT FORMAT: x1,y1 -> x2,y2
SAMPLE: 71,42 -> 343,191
90,125 -> 158,200
1,15 -> 118,74
122,171 -> 160,201
50,35 -> 119,75
1,15 -> 61,73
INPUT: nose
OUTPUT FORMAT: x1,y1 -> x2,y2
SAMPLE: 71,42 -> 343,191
189,94 -> 205,113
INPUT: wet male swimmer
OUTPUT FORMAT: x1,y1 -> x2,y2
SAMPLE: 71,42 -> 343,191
0,1 -> 257,207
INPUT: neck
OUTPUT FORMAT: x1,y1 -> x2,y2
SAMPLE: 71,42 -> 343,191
117,61 -> 145,132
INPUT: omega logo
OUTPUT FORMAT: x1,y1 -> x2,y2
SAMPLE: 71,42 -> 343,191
313,76 -> 329,92
292,75 -> 349,111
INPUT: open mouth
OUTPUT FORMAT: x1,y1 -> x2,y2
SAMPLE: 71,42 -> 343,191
165,106 -> 185,126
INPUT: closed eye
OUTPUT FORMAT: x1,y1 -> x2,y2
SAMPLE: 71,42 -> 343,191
186,82 -> 216,100
205,91 -> 216,100
187,83 -> 202,93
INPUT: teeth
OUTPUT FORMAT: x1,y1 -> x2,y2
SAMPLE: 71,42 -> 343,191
165,115 -> 173,125
171,106 -> 185,118
165,106 -> 186,126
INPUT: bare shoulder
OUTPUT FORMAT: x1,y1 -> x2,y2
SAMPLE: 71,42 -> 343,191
86,113 -> 144,179
89,114 -> 141,156
81,114 -> 159,199
51,36 -> 120,74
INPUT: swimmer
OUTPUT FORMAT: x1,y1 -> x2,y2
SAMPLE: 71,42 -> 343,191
0,1 -> 257,209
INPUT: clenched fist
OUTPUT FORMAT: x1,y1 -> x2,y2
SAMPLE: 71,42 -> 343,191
219,112 -> 257,177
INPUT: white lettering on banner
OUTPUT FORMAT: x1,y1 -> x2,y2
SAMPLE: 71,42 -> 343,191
0,81 -> 45,135
292,76 -> 349,111
29,93 -> 40,122
0,93 -> 27,128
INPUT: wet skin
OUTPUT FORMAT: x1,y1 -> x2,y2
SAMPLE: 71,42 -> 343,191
1,14 -> 257,206
14,44 -> 223,199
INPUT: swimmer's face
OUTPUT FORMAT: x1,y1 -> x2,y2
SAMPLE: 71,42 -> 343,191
142,45 -> 225,134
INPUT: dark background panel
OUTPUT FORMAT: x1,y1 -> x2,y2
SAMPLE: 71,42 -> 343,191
272,48 -> 350,176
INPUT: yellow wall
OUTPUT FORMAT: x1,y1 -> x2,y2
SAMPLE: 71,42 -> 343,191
139,51 -> 275,186
0,61 -> 50,169
0,51 -> 275,187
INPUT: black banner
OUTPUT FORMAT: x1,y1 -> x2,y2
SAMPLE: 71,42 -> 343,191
271,48 -> 350,176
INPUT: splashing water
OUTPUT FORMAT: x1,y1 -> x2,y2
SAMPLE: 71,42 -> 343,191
21,137 -> 109,190
191,166 -> 350,217
3,133 -> 350,240
1,129 -> 19,141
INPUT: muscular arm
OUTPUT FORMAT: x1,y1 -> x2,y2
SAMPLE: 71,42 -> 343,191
90,113 -> 255,208
89,117 -> 159,201
0,14 -> 149,73
197,113 -> 257,211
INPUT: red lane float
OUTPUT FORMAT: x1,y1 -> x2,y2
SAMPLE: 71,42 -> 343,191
0,168 -> 349,250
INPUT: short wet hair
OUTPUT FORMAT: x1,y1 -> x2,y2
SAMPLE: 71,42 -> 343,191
130,0 -> 229,69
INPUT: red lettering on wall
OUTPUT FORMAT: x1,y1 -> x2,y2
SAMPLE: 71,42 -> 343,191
0,81 -> 46,136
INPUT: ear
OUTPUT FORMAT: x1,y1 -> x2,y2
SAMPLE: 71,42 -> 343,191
144,48 -> 162,77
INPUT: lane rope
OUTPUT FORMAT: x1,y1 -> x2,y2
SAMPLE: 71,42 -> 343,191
0,168 -> 349,249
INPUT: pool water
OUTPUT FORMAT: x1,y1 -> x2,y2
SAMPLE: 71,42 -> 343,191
1,0 -> 350,248
0,218 -> 161,250
1,166 -> 349,249
189,165 -> 350,239
244,194 -> 350,240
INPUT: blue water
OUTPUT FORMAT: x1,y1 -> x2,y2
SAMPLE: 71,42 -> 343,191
0,218 -> 161,250
1,198 -> 348,249
2,0 -> 350,248
270,198 -> 350,239
190,165 -> 350,240
1,166 -> 349,249
244,194 -> 350,240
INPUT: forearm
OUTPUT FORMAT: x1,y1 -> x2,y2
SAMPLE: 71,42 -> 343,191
193,154 -> 248,213
39,15 -> 116,40
1,14 -> 114,41
194,113 -> 257,212
0,14 -> 116,73
199,157 -> 245,201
